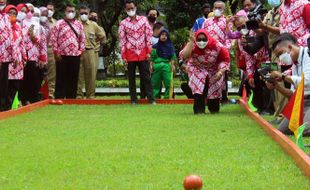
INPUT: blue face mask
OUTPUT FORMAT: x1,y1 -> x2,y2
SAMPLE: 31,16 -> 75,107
268,0 -> 281,7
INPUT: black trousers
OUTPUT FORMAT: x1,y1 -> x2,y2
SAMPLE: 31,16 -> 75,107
140,62 -> 150,99
221,71 -> 229,102
6,80 -> 21,110
128,61 -> 154,102
181,82 -> 194,99
55,56 -> 80,99
193,79 -> 220,114
20,61 -> 42,104
0,62 -> 9,111
252,69 -> 274,113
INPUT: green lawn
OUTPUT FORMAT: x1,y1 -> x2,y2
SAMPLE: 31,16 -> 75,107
0,104 -> 309,189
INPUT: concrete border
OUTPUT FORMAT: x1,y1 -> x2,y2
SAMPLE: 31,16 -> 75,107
239,98 -> 310,179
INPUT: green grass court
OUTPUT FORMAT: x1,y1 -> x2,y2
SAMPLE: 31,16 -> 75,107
0,104 -> 309,189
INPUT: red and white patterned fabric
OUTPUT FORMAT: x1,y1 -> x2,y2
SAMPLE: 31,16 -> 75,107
9,24 -> 26,80
279,0 -> 310,46
118,15 -> 152,62
22,21 -> 47,64
202,16 -> 232,49
50,19 -> 85,56
0,13 -> 15,63
180,31 -> 230,99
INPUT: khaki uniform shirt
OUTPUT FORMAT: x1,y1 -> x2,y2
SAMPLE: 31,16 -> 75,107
95,26 -> 106,52
82,20 -> 106,50
263,7 -> 280,50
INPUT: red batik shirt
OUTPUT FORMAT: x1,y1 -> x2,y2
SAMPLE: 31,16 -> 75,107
119,15 -> 152,62
22,20 -> 47,64
9,24 -> 27,80
202,16 -> 232,49
180,32 -> 230,99
50,19 -> 85,56
0,13 -> 15,63
280,0 -> 310,46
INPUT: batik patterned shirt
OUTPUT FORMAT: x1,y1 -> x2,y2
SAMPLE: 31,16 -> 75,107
203,16 -> 232,49
0,13 -> 15,63
280,0 -> 310,46
50,19 -> 85,56
118,15 -> 152,62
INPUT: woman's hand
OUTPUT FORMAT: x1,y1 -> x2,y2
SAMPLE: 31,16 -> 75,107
189,30 -> 195,42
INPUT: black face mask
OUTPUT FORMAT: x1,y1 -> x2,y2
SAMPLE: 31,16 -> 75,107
148,16 -> 156,23
203,13 -> 209,18
89,17 -> 97,22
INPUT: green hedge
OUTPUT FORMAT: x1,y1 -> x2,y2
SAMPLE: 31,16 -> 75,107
96,78 -> 241,88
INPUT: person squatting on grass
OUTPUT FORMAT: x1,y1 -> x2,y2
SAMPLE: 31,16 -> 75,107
180,29 -> 230,114
267,33 -> 310,136
151,29 -> 176,99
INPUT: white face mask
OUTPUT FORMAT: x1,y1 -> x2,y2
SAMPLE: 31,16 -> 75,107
17,12 -> 26,21
48,10 -> 54,18
213,9 -> 222,17
0,4 -> 6,11
127,9 -> 136,17
66,12 -> 76,20
80,14 -> 88,21
196,41 -> 208,49
240,28 -> 249,35
32,17 -> 40,23
40,16 -> 48,23
279,52 -> 293,65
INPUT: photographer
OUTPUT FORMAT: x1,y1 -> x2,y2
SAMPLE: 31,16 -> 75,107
266,33 -> 310,136
234,14 -> 271,114
256,0 -> 286,121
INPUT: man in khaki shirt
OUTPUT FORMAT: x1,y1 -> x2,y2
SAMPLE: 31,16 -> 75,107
47,2 -> 57,98
77,6 -> 106,99
89,11 -> 106,71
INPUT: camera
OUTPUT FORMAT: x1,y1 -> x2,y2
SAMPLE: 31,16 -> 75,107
257,62 -> 278,83
246,4 -> 268,30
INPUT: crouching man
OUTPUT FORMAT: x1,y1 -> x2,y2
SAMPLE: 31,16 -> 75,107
266,33 -> 310,136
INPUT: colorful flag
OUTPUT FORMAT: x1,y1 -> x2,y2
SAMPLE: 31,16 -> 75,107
282,74 -> 305,136
296,123 -> 307,151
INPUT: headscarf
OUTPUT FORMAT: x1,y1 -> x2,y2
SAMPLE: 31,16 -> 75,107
33,7 -> 40,17
3,4 -> 17,15
3,5 -> 18,39
152,29 -> 175,59
193,29 -> 217,56
39,7 -> 49,26
26,3 -> 34,11
16,3 -> 29,12
235,10 -> 248,17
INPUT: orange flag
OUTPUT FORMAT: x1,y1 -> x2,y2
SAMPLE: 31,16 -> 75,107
282,74 -> 304,136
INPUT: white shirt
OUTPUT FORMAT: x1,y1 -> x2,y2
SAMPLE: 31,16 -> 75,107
290,47 -> 310,95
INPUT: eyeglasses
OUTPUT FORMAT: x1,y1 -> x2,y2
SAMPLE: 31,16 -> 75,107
196,38 -> 207,42
80,12 -> 88,15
